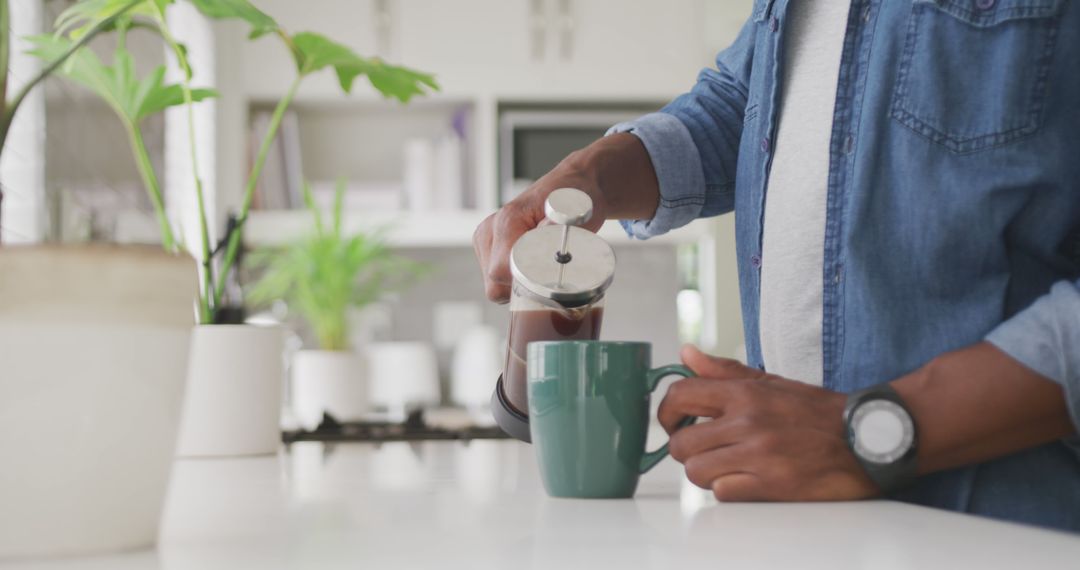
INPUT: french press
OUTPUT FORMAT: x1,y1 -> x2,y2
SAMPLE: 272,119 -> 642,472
490,188 -> 616,442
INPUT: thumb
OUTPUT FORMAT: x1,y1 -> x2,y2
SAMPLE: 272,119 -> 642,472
679,344 -> 761,380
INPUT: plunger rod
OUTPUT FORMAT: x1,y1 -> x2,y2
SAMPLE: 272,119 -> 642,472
556,225 -> 570,287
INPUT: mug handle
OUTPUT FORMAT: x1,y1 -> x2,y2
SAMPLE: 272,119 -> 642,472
639,364 -> 696,474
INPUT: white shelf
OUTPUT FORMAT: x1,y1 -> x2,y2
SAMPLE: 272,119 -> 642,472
246,92 -> 479,109
112,209 -> 712,249
244,209 -> 711,249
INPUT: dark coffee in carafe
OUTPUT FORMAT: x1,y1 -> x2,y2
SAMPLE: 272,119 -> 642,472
503,307 -> 604,412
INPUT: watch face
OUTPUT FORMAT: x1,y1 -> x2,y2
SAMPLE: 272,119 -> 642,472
851,400 -> 914,465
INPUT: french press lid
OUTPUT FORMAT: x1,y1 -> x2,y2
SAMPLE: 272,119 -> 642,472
509,188 -> 615,307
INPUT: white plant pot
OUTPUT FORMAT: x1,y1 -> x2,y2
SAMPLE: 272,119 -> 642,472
176,325 -> 284,457
0,245 -> 196,559
450,325 -> 503,409
367,342 -> 441,420
291,350 -> 366,430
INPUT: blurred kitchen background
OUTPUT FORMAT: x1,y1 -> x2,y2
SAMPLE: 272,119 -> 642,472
1,0 -> 751,435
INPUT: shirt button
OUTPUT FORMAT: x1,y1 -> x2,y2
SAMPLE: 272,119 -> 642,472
975,0 -> 996,9
760,137 -> 770,153
862,5 -> 871,21
751,254 -> 761,268
769,16 -> 779,32
843,134 -> 854,154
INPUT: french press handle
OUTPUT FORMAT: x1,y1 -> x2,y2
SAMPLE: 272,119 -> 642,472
545,188 -> 593,226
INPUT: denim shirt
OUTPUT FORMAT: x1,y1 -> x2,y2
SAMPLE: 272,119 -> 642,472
612,0 -> 1080,530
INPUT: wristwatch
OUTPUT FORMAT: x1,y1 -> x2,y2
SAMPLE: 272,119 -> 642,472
843,383 -> 918,493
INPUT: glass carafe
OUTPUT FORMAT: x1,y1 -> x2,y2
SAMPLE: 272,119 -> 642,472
492,188 -> 616,441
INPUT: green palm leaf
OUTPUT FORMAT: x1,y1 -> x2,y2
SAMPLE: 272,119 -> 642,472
56,0 -> 166,39
187,0 -> 278,39
26,34 -> 215,125
290,32 -> 439,102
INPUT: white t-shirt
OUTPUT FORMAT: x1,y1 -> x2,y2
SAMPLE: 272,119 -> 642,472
758,0 -> 851,385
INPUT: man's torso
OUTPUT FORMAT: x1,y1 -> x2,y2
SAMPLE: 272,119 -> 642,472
731,0 -> 1080,528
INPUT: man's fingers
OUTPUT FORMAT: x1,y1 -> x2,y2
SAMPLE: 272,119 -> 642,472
680,344 -> 761,380
473,215 -> 511,303
658,378 -> 732,434
668,417 -> 748,463
682,444 -> 754,489
473,215 -> 495,289
484,207 -> 537,304
711,473 -> 767,502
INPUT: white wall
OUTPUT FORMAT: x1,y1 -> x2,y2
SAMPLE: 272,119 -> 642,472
703,0 -> 754,60
0,0 -> 45,244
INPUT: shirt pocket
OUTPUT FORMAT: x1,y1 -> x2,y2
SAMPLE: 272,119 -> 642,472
890,0 -> 1064,154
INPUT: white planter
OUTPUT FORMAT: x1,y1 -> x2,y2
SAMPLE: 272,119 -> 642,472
291,350 -> 366,430
450,325 -> 502,408
0,245 -> 196,559
366,342 -> 441,419
176,325 -> 284,457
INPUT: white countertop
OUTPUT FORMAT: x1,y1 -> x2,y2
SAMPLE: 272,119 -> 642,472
4,440 -> 1079,570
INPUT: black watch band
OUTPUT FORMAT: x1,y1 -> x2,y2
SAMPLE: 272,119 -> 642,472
843,383 -> 919,494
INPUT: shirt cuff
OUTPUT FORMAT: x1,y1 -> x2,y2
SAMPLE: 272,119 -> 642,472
986,280 -> 1080,432
606,112 -> 707,240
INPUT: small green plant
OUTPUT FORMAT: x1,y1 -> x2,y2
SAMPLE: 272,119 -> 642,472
28,0 -> 438,323
248,180 -> 425,351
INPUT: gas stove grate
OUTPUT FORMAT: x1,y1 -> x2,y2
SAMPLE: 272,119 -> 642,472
282,410 -> 511,444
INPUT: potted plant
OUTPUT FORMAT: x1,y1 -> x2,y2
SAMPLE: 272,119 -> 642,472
249,181 -> 426,430
0,0 -> 436,558
0,1 -> 198,558
32,0 -> 437,457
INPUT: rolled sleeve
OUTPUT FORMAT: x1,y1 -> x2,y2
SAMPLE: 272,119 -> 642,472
608,113 -> 707,240
986,279 -> 1080,432
604,16 -> 757,240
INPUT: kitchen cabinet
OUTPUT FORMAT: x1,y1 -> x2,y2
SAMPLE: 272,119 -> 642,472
394,0 -> 536,95
545,0 -> 705,97
396,0 -> 706,98
242,0 -> 709,100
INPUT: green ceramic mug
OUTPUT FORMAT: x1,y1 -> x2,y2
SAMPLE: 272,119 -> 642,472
527,340 -> 694,498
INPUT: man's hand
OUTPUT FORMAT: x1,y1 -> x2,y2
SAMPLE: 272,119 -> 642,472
659,345 -> 878,502
472,161 -> 606,303
472,133 -> 661,303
